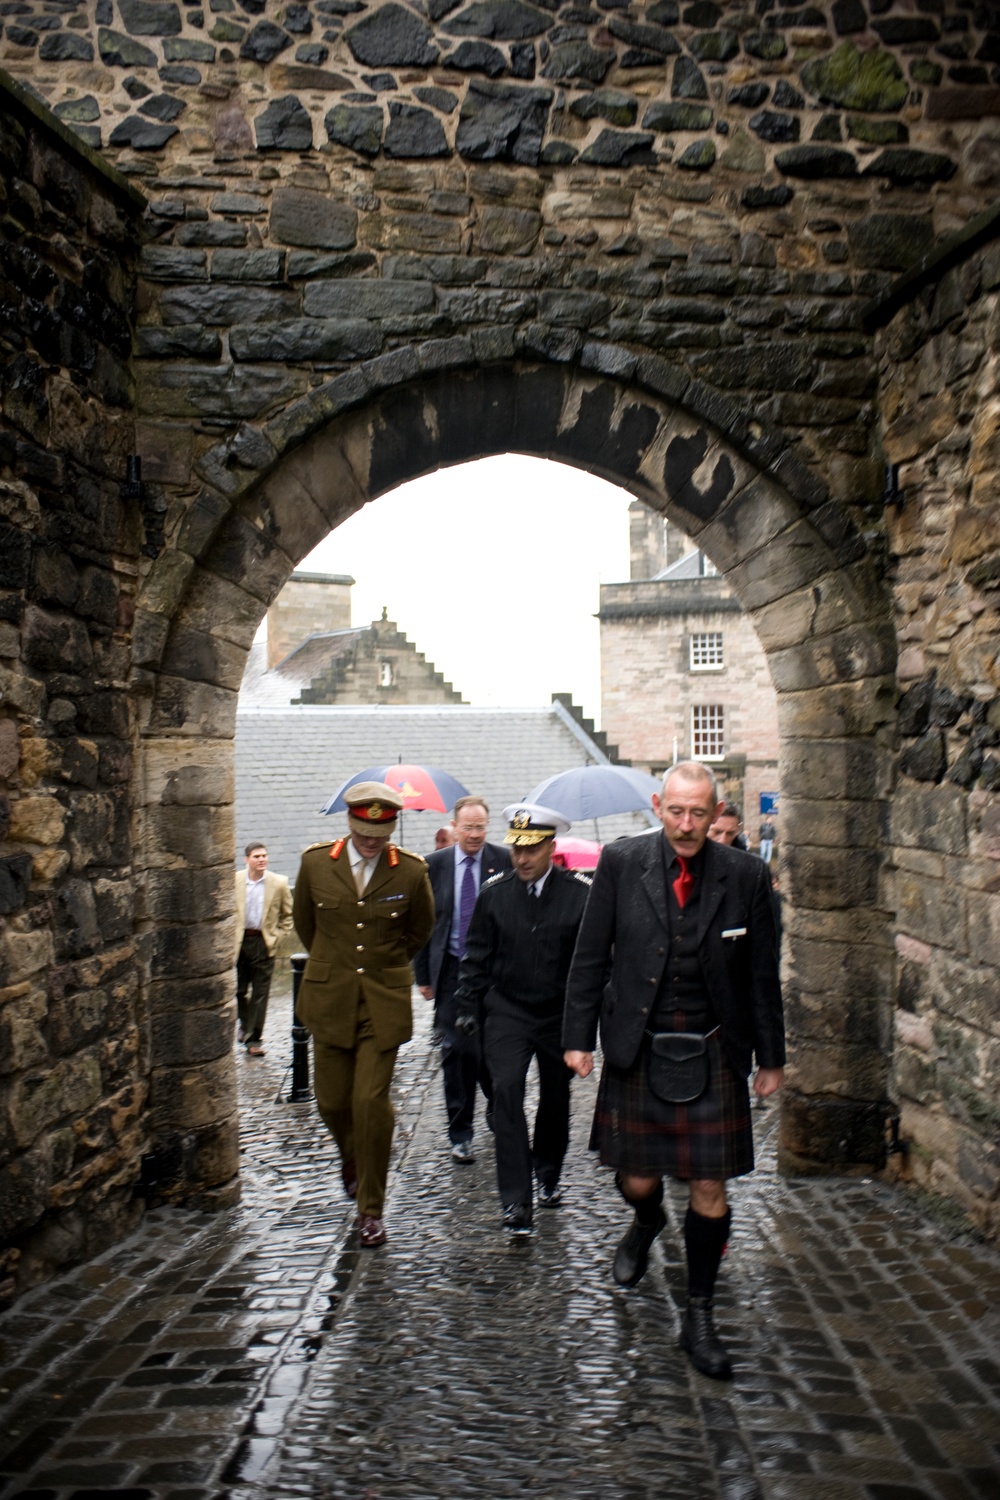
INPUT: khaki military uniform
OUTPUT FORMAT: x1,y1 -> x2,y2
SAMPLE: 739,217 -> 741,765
293,837 -> 435,1217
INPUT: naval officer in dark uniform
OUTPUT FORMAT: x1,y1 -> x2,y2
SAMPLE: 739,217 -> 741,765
455,803 -> 592,1236
564,762 -> 784,1378
293,782 -> 434,1248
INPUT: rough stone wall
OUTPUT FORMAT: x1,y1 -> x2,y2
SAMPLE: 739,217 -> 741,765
296,614 -> 466,702
1,1 -> 998,532
877,226 -> 1000,1239
0,76 -> 146,1296
265,568 -> 354,667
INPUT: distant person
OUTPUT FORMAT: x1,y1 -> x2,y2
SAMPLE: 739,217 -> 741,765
234,842 -> 293,1057
434,826 -> 455,849
708,802 -> 748,851
293,783 -> 434,1248
415,797 -> 510,1163
455,804 -> 591,1236
759,815 -> 777,864
712,804 -> 781,948
564,761 -> 784,1379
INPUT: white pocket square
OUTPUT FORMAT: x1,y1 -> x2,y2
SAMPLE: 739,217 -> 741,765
722,927 -> 747,939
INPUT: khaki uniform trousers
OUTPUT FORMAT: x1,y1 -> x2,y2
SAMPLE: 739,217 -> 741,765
312,1001 -> 399,1218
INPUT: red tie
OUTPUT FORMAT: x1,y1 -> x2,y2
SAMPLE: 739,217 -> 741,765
673,856 -> 694,909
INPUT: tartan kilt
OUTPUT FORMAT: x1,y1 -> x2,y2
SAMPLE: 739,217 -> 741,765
590,1028 -> 754,1181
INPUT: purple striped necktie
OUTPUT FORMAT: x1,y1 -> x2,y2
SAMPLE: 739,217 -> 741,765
458,854 -> 476,954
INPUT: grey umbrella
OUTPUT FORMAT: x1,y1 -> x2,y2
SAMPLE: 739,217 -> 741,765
526,764 -> 662,822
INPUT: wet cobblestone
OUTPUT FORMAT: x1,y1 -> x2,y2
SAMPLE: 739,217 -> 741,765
1,976 -> 999,1500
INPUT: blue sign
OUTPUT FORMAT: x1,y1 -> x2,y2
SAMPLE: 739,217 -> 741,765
759,793 -> 780,816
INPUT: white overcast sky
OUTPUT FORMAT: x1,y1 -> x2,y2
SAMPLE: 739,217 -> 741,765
287,455 -> 635,726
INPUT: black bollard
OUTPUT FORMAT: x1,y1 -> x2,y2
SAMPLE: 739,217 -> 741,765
288,952 -> 312,1102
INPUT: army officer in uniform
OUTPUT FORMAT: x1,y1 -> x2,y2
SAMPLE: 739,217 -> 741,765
293,782 -> 434,1248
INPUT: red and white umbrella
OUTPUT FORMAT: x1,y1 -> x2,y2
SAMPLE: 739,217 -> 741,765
322,763 -> 470,815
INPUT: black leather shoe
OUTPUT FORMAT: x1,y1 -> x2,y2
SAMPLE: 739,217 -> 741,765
537,1181 -> 562,1208
612,1209 -> 666,1287
502,1203 -> 533,1237
679,1296 -> 733,1380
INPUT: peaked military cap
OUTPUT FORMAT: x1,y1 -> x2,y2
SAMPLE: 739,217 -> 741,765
502,802 -> 571,845
345,780 -> 404,838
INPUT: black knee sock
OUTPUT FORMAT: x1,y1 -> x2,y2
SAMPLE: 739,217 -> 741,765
616,1173 -> 664,1226
684,1206 -> 731,1299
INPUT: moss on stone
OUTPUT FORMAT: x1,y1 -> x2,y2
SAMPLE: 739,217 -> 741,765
677,138 -> 716,170
688,29 -> 738,62
744,32 -> 787,61
642,100 -> 712,133
848,116 -> 909,145
801,40 -> 908,113
910,59 -> 943,86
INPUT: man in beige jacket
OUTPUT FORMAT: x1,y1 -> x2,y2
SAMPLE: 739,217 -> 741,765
234,842 -> 294,1056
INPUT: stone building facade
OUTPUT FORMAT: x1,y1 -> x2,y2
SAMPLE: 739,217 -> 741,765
1,2 -> 1000,1293
265,569 -> 353,668
293,611 -> 465,704
600,501 -> 780,831
258,571 -> 465,703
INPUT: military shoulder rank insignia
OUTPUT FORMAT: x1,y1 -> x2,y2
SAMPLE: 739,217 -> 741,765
573,871 -> 594,886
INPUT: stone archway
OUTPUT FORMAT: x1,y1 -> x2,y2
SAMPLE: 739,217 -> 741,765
134,355 -> 896,1206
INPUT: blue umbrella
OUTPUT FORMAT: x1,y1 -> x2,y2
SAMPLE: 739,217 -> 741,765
526,764 -> 662,822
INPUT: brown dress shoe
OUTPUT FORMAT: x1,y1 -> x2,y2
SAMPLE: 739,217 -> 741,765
341,1159 -> 359,1200
357,1214 -> 387,1248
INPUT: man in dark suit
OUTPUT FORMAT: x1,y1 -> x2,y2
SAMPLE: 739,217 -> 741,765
414,796 -> 510,1163
564,761 -> 784,1379
455,803 -> 591,1236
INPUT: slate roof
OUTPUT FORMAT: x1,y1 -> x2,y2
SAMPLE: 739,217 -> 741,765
654,548 -> 711,581
238,636 -> 349,708
235,702 -> 657,880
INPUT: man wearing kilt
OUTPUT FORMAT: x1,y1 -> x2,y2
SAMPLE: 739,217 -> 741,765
563,761 -> 784,1380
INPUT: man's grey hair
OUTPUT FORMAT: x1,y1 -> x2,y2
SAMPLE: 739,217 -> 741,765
661,761 -> 719,806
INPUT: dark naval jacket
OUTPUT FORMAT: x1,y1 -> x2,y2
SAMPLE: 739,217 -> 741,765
562,832 -> 784,1080
455,864 -> 593,1022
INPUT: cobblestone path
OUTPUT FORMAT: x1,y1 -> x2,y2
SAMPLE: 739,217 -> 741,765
2,979 -> 999,1500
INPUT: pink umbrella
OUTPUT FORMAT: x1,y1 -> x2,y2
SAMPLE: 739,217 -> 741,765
552,835 -> 602,870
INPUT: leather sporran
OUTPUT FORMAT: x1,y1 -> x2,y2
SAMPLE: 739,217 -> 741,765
647,1031 -> 709,1105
